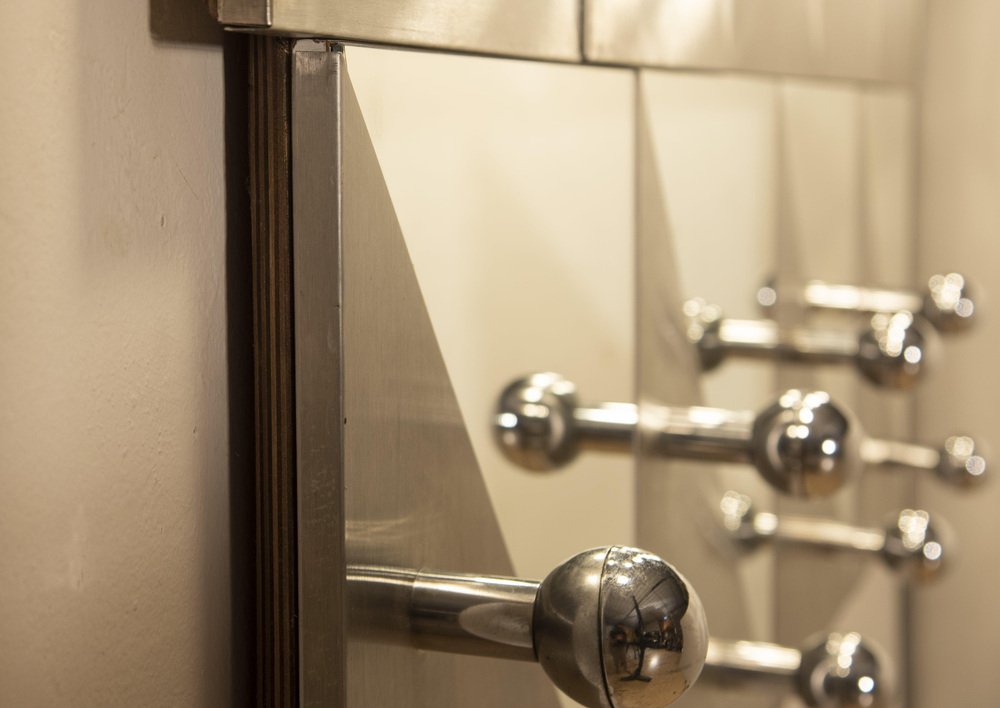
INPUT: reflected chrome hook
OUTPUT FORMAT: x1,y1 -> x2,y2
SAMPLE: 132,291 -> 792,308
758,272 -> 976,332
704,632 -> 890,707
685,299 -> 938,389
495,373 -> 986,498
861,434 -> 988,488
721,491 -> 951,583
347,546 -> 709,708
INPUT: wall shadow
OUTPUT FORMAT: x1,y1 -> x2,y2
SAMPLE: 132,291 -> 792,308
223,31 -> 256,708
151,0 -> 224,45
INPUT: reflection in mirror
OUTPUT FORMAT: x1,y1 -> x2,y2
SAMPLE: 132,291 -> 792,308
722,491 -> 950,584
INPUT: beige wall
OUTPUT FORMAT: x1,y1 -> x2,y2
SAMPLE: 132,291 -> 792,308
0,2 -> 236,705
914,2 -> 1000,705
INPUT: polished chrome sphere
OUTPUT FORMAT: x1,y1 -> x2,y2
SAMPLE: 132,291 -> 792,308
749,390 -> 861,498
534,546 -> 709,708
881,509 -> 949,583
937,435 -> 988,487
856,312 -> 936,389
494,372 -> 579,470
923,272 -> 976,332
797,632 -> 890,707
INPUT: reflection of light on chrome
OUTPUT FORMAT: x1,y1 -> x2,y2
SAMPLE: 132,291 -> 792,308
873,311 -> 914,357
754,513 -> 778,535
497,412 -> 518,429
523,387 -> 543,403
688,406 -> 735,426
898,509 -> 930,550
967,456 -> 987,477
930,273 -> 964,303
780,390 -> 803,408
757,286 -> 777,307
616,574 -> 631,586
720,491 -> 752,531
522,403 -> 549,419
923,541 -> 943,561
799,408 -> 815,424
832,632 -> 862,675
821,439 -> 838,455
785,424 -> 810,440
551,378 -> 575,397
720,491 -> 750,516
956,299 -> 975,318
858,676 -> 876,694
802,391 -> 830,408
683,297 -> 720,321
947,435 -> 975,457
903,346 -> 922,364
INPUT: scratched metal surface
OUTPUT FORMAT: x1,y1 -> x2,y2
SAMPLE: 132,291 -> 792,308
292,43 -> 562,707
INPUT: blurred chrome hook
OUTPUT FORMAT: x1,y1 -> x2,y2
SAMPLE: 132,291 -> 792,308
494,373 -> 986,498
758,272 -> 976,333
685,299 -> 939,389
721,491 -> 952,583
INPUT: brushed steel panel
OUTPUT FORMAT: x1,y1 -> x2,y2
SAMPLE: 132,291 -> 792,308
293,44 -> 346,708
312,45 -> 561,707
585,0 -> 921,83
271,0 -> 579,62
342,45 -> 636,585
292,42 -> 561,707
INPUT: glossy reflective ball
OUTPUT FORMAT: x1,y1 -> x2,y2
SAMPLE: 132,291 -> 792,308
494,372 -> 579,471
750,390 -> 861,498
856,312 -> 936,389
937,435 -> 988,488
798,632 -> 889,707
881,509 -> 949,583
534,546 -> 709,708
923,272 -> 975,332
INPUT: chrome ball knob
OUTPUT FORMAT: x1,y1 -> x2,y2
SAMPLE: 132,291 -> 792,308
937,435 -> 988,487
797,632 -> 889,707
494,372 -> 579,470
856,312 -> 936,389
923,272 -> 976,332
881,509 -> 949,582
750,390 -> 862,498
535,546 -> 709,708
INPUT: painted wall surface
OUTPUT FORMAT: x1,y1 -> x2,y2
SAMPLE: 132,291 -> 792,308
914,2 -> 1000,705
0,2 -> 236,706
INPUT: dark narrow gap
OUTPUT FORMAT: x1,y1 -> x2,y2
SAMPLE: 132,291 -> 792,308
223,30 -> 257,708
